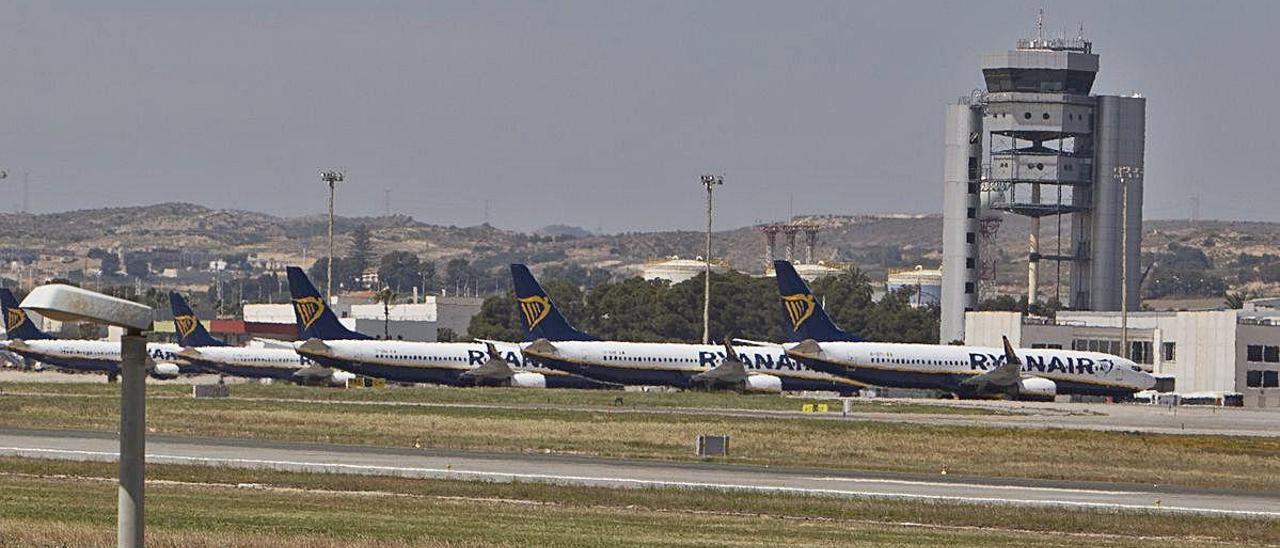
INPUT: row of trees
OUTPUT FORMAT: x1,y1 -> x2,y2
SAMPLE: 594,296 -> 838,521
467,267 -> 940,344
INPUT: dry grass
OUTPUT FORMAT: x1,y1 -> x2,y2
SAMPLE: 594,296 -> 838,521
0,380 -> 998,415
1,384 -> 1277,491
0,458 -> 1274,547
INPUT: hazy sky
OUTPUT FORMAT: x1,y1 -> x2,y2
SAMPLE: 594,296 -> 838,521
1,1 -> 1276,232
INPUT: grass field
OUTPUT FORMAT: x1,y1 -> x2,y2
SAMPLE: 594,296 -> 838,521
0,458 -> 1273,547
1,382 -> 1277,492
0,380 -> 1005,415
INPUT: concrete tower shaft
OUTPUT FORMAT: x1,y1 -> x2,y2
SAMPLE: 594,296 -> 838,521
1084,95 -> 1146,311
940,103 -> 983,344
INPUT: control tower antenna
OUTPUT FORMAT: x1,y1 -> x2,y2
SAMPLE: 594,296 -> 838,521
1036,9 -> 1044,42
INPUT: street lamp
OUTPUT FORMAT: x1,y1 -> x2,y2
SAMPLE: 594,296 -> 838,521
320,169 -> 346,301
699,174 -> 723,345
1114,166 -> 1142,360
20,284 -> 152,548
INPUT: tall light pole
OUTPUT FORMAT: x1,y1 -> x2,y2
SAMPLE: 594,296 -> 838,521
700,174 -> 723,344
21,285 -> 152,548
320,169 -> 346,301
1114,166 -> 1141,360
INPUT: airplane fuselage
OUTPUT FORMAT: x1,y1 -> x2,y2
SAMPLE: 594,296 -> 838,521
6,340 -> 192,375
524,341 -> 864,393
295,340 -> 608,389
789,341 -> 1156,397
181,346 -> 327,381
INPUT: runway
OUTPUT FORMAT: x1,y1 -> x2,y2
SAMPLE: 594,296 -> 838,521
0,428 -> 1275,518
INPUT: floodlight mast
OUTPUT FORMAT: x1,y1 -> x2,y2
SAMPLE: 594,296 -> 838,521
320,169 -> 346,301
1114,166 -> 1142,361
19,285 -> 153,548
700,174 -> 723,345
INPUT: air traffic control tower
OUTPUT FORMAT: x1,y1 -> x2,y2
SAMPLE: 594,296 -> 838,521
940,21 -> 1146,344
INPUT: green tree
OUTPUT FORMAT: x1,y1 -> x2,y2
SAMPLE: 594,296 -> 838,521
584,277 -> 679,341
466,291 -> 524,341
467,280 -> 588,341
378,251 -> 427,293
308,257 -> 364,292
444,258 -> 478,295
349,224 -> 372,280
540,263 -> 613,289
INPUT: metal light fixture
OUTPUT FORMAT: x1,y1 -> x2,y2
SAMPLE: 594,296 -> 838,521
21,285 -> 153,548
320,169 -> 347,301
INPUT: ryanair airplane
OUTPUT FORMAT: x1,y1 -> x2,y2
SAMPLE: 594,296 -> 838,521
168,292 -> 355,386
283,267 -> 610,389
772,261 -> 1156,400
512,264 -> 864,394
0,287 -> 191,380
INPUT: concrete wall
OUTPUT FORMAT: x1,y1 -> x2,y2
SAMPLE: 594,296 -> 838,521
963,311 -> 1024,348
939,104 -> 983,343
1236,323 -> 1280,408
1161,311 -> 1238,393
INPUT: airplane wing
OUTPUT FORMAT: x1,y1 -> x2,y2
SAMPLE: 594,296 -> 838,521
731,338 -> 780,347
691,340 -> 750,386
460,342 -> 516,382
961,336 -> 1022,389
252,337 -> 296,349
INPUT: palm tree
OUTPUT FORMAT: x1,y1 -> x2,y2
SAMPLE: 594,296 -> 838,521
375,286 -> 397,339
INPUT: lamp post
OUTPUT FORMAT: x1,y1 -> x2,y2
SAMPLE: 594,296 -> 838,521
699,174 -> 723,345
320,170 -> 346,301
21,285 -> 152,548
1114,166 -> 1142,360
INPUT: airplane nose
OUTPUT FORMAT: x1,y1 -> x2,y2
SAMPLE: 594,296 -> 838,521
1139,372 -> 1157,390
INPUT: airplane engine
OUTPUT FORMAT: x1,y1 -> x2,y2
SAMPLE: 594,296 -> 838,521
148,362 -> 181,380
327,371 -> 357,387
1015,377 -> 1056,401
508,372 -> 547,389
742,374 -> 783,394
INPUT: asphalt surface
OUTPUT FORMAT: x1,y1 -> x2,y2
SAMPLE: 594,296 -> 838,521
0,428 -> 1275,518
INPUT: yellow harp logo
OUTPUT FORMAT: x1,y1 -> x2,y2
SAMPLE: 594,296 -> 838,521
5,308 -> 26,332
293,296 -> 326,329
517,296 -> 551,330
782,293 -> 815,330
174,315 -> 199,338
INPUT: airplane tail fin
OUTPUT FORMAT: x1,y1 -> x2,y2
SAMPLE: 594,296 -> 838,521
285,266 -> 370,341
169,292 -> 225,347
1,288 -> 54,340
773,260 -> 860,342
509,264 -> 595,341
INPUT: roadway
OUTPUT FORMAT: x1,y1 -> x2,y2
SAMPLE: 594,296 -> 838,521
0,428 -> 1275,518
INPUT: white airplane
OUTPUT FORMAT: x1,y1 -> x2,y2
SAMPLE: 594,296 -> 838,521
282,267 -> 613,389
169,292 -> 354,386
510,264 -> 864,394
2,288 -> 188,380
770,261 -> 1156,400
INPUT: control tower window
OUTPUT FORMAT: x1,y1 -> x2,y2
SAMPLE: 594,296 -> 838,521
982,68 -> 1097,94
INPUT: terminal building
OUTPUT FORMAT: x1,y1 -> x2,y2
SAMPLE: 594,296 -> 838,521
965,308 -> 1280,408
941,19 -> 1146,343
